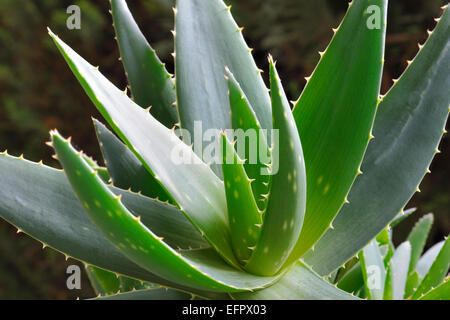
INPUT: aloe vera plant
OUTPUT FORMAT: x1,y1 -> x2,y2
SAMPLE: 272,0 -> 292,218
0,0 -> 449,300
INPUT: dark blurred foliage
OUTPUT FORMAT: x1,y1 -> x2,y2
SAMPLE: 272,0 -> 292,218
0,0 -> 448,299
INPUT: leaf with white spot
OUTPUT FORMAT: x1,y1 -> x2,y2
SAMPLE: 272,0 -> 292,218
221,133 -> 262,263
111,0 -> 178,128
244,58 -> 306,276
52,131 -> 281,293
49,30 -> 240,269
226,69 -> 271,211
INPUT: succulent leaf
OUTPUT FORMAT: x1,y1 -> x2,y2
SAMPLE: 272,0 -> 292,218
288,0 -> 388,262
51,132 -> 281,292
110,0 -> 178,128
417,277 -> 450,300
416,241 -> 445,279
337,263 -> 364,294
94,119 -> 171,202
226,69 -> 271,210
411,236 -> 450,299
384,241 -> 411,300
85,265 -> 121,296
232,261 -> 358,300
175,0 -> 272,176
406,213 -> 434,274
304,5 -> 450,276
48,30 -> 240,268
244,58 -> 306,276
389,207 -> 417,228
94,287 -> 197,300
359,240 -> 386,300
220,133 -> 261,263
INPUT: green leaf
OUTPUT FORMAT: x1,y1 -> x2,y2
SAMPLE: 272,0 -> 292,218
110,0 -> 178,128
175,0 -> 271,176
404,271 -> 420,299
118,276 -> 152,292
85,265 -> 121,296
226,69 -> 271,210
49,30 -> 240,268
304,5 -> 450,276
418,277 -> 450,300
51,132 -> 281,293
93,287 -> 196,300
412,236 -> 450,299
232,261 -> 358,300
220,133 -> 262,263
93,119 -> 171,202
337,263 -> 364,294
407,214 -> 434,273
288,0 -> 387,261
376,228 -> 394,265
359,240 -> 386,300
416,241 -> 444,278
0,152 -> 202,291
385,242 -> 411,300
244,58 -> 307,276
390,208 -> 417,228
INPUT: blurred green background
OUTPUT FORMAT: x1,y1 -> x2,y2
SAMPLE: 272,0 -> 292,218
0,0 -> 448,299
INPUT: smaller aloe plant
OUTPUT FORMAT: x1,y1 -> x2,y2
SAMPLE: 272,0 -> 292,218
0,0 -> 449,300
336,211 -> 450,300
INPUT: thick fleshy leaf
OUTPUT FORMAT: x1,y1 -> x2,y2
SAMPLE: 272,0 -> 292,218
52,132 -> 280,293
407,214 -> 434,273
390,208 -> 417,228
244,59 -> 307,276
304,6 -> 450,275
376,228 -> 395,265
418,277 -> 450,300
49,30 -> 240,268
85,265 -> 121,296
93,119 -> 171,202
412,236 -> 450,299
94,287 -> 196,300
416,241 -> 445,278
359,240 -> 386,300
110,0 -> 178,127
175,0 -> 272,176
337,263 -> 364,294
226,69 -> 271,210
232,262 -> 358,300
221,134 -> 262,263
0,152 -> 213,293
404,271 -> 421,299
385,242 -> 411,300
287,0 -> 387,261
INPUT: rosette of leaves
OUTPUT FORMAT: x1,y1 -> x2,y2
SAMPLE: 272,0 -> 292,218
0,0 -> 449,300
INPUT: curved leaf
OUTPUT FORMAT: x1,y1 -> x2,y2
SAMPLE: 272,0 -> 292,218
110,0 -> 178,127
48,30 -> 240,268
418,277 -> 450,300
385,242 -> 411,300
221,133 -> 262,263
232,261 -> 358,300
226,69 -> 271,210
412,236 -> 450,299
244,59 -> 306,276
304,5 -> 450,275
94,119 -> 171,202
52,132 -> 280,293
93,287 -> 196,300
175,0 -> 271,176
288,0 -> 388,261
407,214 -> 434,273
359,240 -> 386,300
